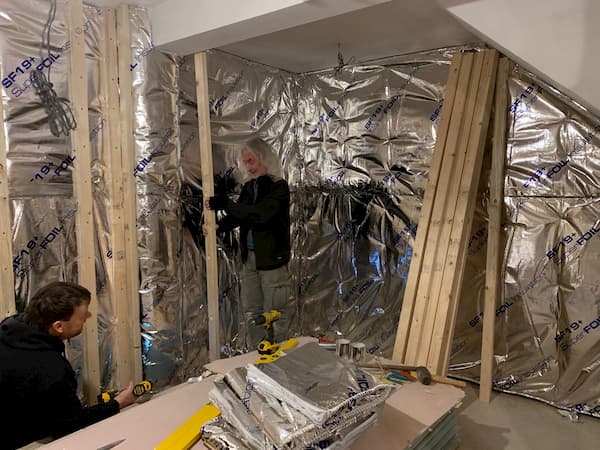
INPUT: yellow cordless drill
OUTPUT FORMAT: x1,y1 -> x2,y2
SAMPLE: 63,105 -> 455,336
252,310 -> 281,355
98,380 -> 153,404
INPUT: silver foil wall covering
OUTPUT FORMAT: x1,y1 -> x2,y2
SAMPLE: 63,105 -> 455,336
2,1 -> 600,417
0,0 -> 116,393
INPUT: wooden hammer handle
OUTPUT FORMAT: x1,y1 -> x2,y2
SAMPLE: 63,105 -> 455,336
430,375 -> 467,388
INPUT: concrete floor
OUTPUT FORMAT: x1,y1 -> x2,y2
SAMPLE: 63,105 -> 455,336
457,383 -> 600,450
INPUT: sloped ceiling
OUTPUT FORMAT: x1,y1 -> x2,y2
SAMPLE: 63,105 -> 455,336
218,0 -> 475,73
87,0 -> 474,73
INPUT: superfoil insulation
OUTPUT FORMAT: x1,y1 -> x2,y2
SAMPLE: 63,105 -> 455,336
178,50 -> 297,353
294,50 -> 455,354
127,7 -> 186,385
0,1 -> 118,393
450,66 -> 600,415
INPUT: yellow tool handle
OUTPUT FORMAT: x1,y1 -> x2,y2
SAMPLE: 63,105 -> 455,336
133,380 -> 152,396
254,338 -> 299,365
279,337 -> 298,351
154,403 -> 220,450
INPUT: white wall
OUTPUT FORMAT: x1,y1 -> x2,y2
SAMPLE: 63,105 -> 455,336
441,0 -> 600,115
150,0 -> 392,57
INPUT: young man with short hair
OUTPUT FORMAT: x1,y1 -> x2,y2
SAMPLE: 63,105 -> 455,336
0,281 -> 137,449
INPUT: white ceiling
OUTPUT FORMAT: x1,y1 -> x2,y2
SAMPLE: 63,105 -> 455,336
86,0 -> 475,73
218,0 -> 476,73
86,0 -> 165,7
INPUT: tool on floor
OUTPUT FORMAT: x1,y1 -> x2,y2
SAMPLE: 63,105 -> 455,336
98,380 -> 153,404
252,310 -> 281,354
361,363 -> 431,384
95,438 -> 125,450
360,362 -> 466,388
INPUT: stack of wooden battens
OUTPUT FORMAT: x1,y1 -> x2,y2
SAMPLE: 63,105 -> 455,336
392,49 -> 499,375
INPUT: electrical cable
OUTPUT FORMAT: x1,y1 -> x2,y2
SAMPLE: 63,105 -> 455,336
30,0 -> 77,137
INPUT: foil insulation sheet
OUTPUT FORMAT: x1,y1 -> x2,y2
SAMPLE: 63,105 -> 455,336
0,0 -> 118,393
206,344 -> 389,449
292,50 -> 456,354
451,65 -> 600,416
246,343 -> 393,424
127,7 -> 188,385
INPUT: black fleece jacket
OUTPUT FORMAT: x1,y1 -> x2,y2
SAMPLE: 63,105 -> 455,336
0,314 -> 120,450
217,175 -> 291,270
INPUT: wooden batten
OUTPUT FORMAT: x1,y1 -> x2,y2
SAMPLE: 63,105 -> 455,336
407,52 -> 475,366
194,52 -> 220,361
419,51 -> 484,368
392,54 -> 462,364
393,49 -> 500,375
100,7 -> 141,386
0,67 -> 16,320
480,57 -> 511,402
67,0 -> 101,404
433,50 -> 499,375
116,4 -> 143,381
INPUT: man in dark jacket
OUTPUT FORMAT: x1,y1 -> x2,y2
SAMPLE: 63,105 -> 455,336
205,138 -> 292,347
0,282 -> 137,449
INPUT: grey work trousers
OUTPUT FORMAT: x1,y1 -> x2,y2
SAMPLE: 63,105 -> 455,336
241,251 -> 292,349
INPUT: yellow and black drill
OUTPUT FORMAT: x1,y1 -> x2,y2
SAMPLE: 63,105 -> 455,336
252,310 -> 281,355
98,380 -> 153,404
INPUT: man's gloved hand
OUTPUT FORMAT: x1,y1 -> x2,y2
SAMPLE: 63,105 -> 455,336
208,195 -> 229,211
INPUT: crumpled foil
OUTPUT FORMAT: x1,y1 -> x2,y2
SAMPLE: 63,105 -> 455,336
224,366 -> 314,448
246,343 -> 393,423
209,376 -> 267,449
208,344 -> 389,449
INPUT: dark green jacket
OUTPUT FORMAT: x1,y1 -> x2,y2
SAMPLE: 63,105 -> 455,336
218,175 -> 290,270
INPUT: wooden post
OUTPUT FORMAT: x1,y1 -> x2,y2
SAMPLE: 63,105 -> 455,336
67,0 -> 101,404
480,57 -> 511,402
0,70 -> 16,320
392,54 -> 462,363
101,7 -> 141,386
116,4 -> 143,381
194,52 -> 220,362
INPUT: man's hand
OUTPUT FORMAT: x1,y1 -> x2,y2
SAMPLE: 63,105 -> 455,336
202,223 -> 219,236
207,195 -> 228,211
114,381 -> 137,409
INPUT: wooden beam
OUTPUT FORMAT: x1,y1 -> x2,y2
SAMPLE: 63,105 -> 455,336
116,4 -> 143,381
194,52 -> 220,361
392,54 -> 462,363
419,52 -> 483,368
480,57 -> 511,402
67,0 -> 101,404
0,68 -> 16,320
101,7 -> 140,387
407,52 -> 476,367
431,50 -> 499,375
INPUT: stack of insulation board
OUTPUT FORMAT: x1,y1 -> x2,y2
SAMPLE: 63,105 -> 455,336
202,343 -> 394,449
